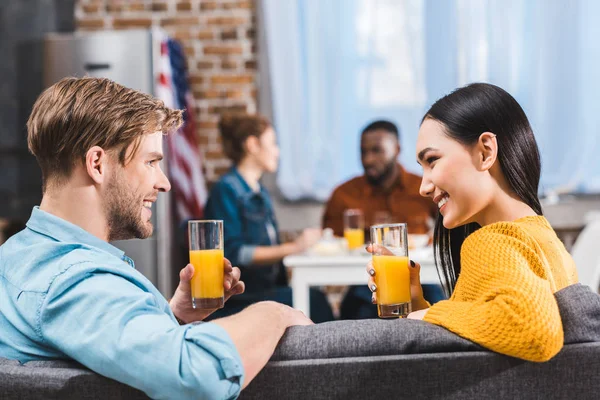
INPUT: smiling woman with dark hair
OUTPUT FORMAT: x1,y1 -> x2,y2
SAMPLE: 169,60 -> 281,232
367,83 -> 579,362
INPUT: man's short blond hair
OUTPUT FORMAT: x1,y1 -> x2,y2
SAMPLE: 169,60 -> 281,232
27,77 -> 183,191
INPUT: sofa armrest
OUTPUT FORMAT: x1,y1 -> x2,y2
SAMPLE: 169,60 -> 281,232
0,359 -> 148,400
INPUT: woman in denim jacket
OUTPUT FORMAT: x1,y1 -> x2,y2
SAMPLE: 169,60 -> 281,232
204,114 -> 333,322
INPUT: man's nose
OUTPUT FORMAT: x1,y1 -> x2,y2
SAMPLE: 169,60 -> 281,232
362,152 -> 376,166
157,165 -> 171,192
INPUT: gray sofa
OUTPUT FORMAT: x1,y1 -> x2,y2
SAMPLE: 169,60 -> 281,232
2,284 -> 599,399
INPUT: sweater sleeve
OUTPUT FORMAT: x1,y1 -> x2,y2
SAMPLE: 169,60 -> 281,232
423,229 -> 564,362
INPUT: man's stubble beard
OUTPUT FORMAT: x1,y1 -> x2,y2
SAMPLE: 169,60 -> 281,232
365,160 -> 396,187
104,171 -> 153,242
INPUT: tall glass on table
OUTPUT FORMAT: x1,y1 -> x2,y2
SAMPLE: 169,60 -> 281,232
188,220 -> 224,309
370,223 -> 411,318
343,209 -> 365,252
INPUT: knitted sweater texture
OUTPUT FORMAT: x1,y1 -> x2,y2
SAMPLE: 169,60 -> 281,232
424,215 -> 578,362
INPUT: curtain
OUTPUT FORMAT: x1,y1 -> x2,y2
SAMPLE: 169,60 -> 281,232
262,0 -> 600,199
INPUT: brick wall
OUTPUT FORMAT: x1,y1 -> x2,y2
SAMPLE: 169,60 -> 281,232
75,0 -> 258,182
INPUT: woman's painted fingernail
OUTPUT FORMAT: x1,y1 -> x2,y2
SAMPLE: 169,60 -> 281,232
370,284 -> 377,292
371,295 -> 376,304
369,269 -> 375,276
410,260 -> 416,268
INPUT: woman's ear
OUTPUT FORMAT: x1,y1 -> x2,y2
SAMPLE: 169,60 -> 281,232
477,132 -> 498,171
244,135 -> 261,155
85,146 -> 108,184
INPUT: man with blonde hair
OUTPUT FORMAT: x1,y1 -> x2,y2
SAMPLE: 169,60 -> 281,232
0,77 -> 311,399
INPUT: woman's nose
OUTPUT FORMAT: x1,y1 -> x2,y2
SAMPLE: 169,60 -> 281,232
419,176 -> 434,198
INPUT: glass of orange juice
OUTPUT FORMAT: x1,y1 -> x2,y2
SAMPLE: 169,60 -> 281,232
370,223 -> 411,318
188,220 -> 224,309
343,209 -> 365,252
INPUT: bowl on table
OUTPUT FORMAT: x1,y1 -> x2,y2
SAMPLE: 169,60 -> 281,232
408,234 -> 430,250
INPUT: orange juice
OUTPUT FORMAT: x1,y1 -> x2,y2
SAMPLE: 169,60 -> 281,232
189,249 -> 224,300
373,255 -> 411,305
344,229 -> 365,250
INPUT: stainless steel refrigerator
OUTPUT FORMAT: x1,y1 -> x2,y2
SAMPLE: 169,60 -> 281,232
43,29 -> 175,296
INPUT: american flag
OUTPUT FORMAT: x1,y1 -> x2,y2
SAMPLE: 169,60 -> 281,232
155,35 -> 207,222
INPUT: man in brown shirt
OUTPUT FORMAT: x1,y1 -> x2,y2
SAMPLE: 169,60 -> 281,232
322,120 -> 442,319
322,120 -> 437,236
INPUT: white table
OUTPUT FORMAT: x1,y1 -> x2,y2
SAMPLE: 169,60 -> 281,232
283,247 -> 439,317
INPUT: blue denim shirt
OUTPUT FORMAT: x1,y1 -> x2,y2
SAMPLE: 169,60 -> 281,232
204,168 -> 285,293
0,207 -> 244,400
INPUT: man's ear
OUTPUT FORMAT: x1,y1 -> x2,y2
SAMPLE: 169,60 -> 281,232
477,132 -> 498,171
85,146 -> 109,184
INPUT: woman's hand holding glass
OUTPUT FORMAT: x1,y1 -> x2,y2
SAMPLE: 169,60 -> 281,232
365,244 -> 430,313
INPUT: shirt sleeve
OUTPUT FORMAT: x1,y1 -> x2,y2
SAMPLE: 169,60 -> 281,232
322,187 -> 345,236
423,230 -> 564,362
39,263 -> 244,400
205,180 -> 256,266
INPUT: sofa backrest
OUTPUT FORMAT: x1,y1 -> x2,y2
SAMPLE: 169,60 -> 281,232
242,342 -> 600,400
4,343 -> 600,400
2,283 -> 598,399
269,283 -> 600,363
0,357 -> 148,400
241,283 -> 600,399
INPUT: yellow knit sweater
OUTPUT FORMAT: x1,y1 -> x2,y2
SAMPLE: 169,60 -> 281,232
423,215 -> 578,362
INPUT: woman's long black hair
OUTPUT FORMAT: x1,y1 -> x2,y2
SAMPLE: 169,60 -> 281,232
423,83 -> 543,298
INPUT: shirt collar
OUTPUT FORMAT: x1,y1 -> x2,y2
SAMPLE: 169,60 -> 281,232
232,166 -> 265,195
363,163 -> 406,196
26,206 -> 126,260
